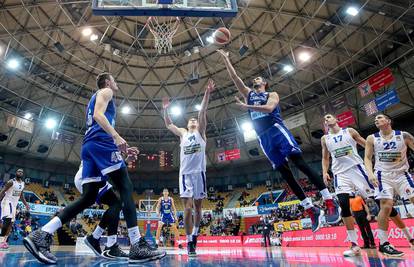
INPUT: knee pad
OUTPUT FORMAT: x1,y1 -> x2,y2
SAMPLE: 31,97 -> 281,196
337,193 -> 352,217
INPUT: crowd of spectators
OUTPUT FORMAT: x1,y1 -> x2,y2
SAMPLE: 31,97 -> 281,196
41,191 -> 59,206
9,208 -> 40,241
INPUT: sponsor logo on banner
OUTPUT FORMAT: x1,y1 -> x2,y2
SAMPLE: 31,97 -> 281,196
216,151 -> 226,162
375,89 -> 400,111
358,68 -> 395,97
277,200 -> 300,207
7,114 -> 34,134
225,149 -> 240,161
337,110 -> 355,127
224,206 -> 258,217
176,236 -> 242,247
363,100 -> 378,116
283,112 -> 307,130
257,203 -> 278,214
283,218 -> 414,247
275,220 -> 302,231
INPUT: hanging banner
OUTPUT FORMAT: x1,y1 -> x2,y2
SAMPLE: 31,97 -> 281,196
331,95 -> 348,110
337,110 -> 355,127
318,102 -> 334,115
358,68 -> 395,97
7,115 -> 34,134
363,100 -> 379,116
375,89 -> 400,111
52,130 -> 76,144
216,151 -> 226,162
284,113 -> 307,130
225,149 -> 240,160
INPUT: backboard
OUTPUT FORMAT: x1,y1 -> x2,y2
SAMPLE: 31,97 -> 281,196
92,0 -> 238,17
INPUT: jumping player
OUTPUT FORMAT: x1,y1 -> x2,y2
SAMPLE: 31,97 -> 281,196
163,79 -> 214,256
0,168 -> 30,249
24,73 -> 165,264
322,114 -> 375,256
218,50 -> 340,232
155,189 -> 182,248
365,114 -> 414,257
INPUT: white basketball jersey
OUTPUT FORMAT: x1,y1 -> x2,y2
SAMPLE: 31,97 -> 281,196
373,130 -> 409,172
325,128 -> 363,174
179,130 -> 206,175
2,179 -> 25,206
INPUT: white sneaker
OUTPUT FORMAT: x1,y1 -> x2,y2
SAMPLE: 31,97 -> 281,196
343,245 -> 361,257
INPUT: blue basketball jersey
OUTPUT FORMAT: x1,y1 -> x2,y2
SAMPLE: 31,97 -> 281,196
247,90 -> 284,135
83,91 -> 116,143
160,197 -> 172,215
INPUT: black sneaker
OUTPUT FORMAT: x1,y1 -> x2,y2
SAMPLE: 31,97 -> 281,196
84,235 -> 102,257
129,237 -> 166,264
187,241 -> 196,257
139,237 -> 158,251
379,242 -> 404,257
101,243 -> 128,259
192,235 -> 198,249
23,230 -> 57,264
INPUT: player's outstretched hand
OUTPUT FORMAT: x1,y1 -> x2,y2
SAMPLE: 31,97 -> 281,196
234,95 -> 247,109
217,49 -> 229,58
162,97 -> 170,109
206,79 -> 215,92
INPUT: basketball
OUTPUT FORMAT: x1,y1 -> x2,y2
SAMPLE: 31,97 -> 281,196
213,27 -> 231,45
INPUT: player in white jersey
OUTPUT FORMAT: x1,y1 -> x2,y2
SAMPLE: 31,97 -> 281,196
163,79 -> 214,256
322,114 -> 374,256
0,168 -> 30,249
365,114 -> 414,257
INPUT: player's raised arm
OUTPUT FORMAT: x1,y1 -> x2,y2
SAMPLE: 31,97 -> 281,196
364,135 -> 378,187
94,88 -> 127,153
321,136 -> 331,185
198,79 -> 214,139
217,49 -> 250,99
162,97 -> 186,138
403,131 -> 414,150
349,128 -> 366,148
234,92 -> 279,113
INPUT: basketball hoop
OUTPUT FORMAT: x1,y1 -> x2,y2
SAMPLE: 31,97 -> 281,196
147,16 -> 180,54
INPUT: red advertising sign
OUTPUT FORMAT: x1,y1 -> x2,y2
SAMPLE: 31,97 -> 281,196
225,149 -> 240,160
175,235 -> 242,247
282,219 -> 414,247
358,68 -> 394,97
337,110 -> 355,127
368,67 -> 394,92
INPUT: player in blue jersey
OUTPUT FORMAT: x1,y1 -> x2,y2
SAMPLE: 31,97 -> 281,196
24,73 -> 165,264
155,189 -> 182,248
218,50 -> 340,232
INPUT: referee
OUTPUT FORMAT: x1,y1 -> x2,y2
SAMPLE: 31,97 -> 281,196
350,193 -> 375,248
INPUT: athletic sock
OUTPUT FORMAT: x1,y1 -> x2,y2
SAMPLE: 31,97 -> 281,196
378,229 -> 388,245
128,226 -> 141,245
192,226 -> 199,236
106,235 -> 117,247
187,235 -> 193,242
320,189 -> 333,200
401,227 -> 412,241
300,198 -> 314,210
92,225 -> 105,240
346,230 -> 358,244
41,217 -> 62,234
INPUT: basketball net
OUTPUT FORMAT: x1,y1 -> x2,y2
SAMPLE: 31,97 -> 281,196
147,16 -> 180,54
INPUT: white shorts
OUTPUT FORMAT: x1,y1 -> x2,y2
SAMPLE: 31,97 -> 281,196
0,200 -> 17,221
375,171 -> 414,200
179,172 -> 207,200
333,164 -> 375,198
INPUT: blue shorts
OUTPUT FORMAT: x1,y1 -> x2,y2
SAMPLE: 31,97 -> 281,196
81,138 -> 126,183
160,214 -> 175,224
258,123 -> 301,169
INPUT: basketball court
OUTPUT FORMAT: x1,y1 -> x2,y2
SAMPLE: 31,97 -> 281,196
3,245 -> 414,266
1,0 -> 414,266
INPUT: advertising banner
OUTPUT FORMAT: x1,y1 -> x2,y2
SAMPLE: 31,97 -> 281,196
284,113 -> 306,130
175,236 -> 242,247
274,220 -> 302,231
375,89 -> 400,111
257,204 -> 278,215
337,110 -> 355,127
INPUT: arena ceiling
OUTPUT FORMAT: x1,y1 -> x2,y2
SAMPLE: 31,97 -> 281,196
1,0 -> 414,166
